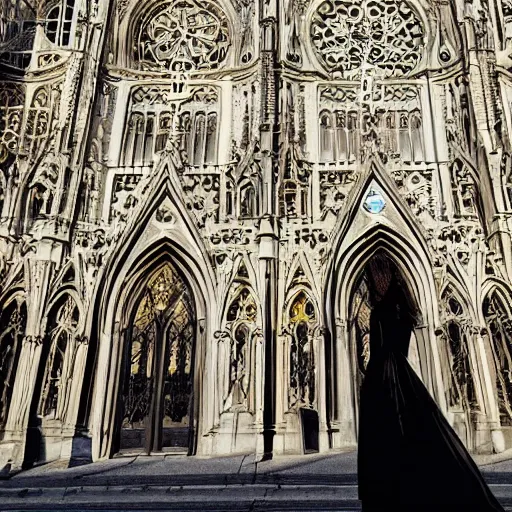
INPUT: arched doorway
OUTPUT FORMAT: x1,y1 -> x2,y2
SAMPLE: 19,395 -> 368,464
347,251 -> 421,430
116,263 -> 196,455
483,288 -> 512,427
0,296 -> 26,431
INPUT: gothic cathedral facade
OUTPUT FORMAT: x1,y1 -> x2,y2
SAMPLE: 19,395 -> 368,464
1,0 -> 512,470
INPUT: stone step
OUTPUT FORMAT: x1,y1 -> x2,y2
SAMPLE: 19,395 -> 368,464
3,471 -> 512,488
0,484 -> 511,511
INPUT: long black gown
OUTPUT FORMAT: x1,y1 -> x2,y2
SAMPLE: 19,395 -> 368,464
357,281 -> 505,512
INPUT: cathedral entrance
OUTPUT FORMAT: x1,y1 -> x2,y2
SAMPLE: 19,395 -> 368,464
348,251 -> 422,426
117,264 -> 196,455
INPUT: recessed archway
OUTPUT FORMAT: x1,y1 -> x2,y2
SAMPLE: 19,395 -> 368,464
115,262 -> 197,455
325,224 -> 446,450
88,237 -> 212,461
347,251 -> 422,434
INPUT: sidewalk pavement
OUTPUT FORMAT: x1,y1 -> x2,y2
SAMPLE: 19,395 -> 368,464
0,450 -> 511,510
4,448 -> 512,487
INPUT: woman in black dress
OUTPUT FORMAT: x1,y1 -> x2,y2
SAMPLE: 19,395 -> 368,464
357,255 -> 505,512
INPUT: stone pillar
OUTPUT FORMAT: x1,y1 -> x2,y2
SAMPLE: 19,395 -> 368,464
253,330 -> 265,455
314,327 -> 329,452
0,258 -> 52,470
472,327 -> 505,453
272,331 -> 288,454
257,217 -> 278,458
331,319 -> 357,449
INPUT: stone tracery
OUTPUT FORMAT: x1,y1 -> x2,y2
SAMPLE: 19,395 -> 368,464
135,0 -> 230,72
483,290 -> 512,426
39,295 -> 80,421
0,297 -> 25,428
440,288 -> 479,447
223,286 -> 258,411
0,83 -> 24,162
310,0 -> 425,78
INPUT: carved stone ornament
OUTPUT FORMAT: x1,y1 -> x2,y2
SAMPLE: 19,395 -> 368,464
135,0 -> 230,72
310,0 -> 425,78
0,84 -> 25,162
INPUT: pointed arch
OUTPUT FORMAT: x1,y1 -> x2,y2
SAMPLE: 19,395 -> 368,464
219,283 -> 260,413
89,158 -> 217,334
284,251 -> 322,309
0,293 -> 26,429
285,289 -> 319,411
219,255 -> 260,326
439,272 -> 476,322
87,230 -> 216,461
482,281 -> 512,427
327,223 -> 438,331
438,283 -> 479,449
325,223 -> 446,446
449,157 -> 488,230
324,159 -> 446,439
38,293 -> 81,423
325,215 -> 446,450
45,287 -> 84,331
328,157 -> 433,264
84,161 -> 217,461
113,260 -> 197,454
237,177 -> 261,219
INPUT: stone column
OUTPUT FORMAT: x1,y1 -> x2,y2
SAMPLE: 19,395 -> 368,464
314,327 -> 329,452
471,326 -> 505,453
332,318 -> 357,449
253,330 -> 265,455
0,258 -> 53,470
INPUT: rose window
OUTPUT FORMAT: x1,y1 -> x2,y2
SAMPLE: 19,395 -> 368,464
136,0 -> 229,72
310,0 -> 425,78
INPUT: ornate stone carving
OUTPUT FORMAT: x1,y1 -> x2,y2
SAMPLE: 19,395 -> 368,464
504,0 -> 512,48
440,289 -> 478,420
40,295 -> 80,422
391,168 -> 436,224
210,227 -> 254,246
280,145 -> 311,218
434,222 -> 484,266
0,0 -> 511,466
451,159 -> 483,220
74,226 -> 111,303
182,173 -> 220,227
311,0 -> 425,78
234,0 -> 255,65
122,85 -> 219,168
318,84 -> 423,163
0,297 -> 26,428
483,290 -> 512,426
222,286 -> 258,411
319,169 -> 357,219
0,84 -> 24,162
135,0 -> 230,72
110,174 -> 143,222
